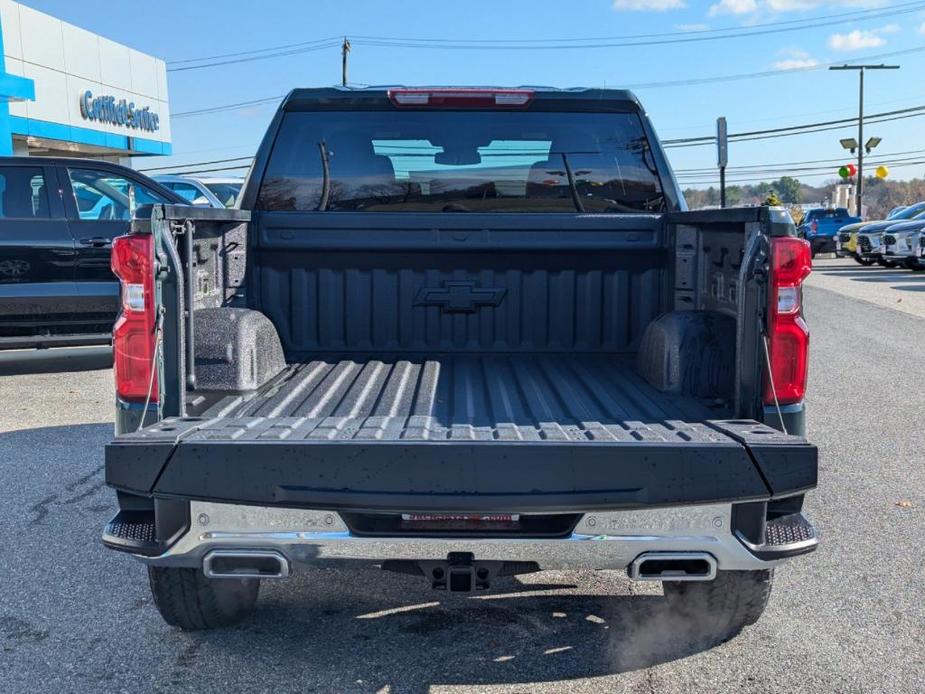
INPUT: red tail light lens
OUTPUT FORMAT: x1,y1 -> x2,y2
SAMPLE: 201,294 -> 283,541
111,233 -> 158,403
388,88 -> 534,109
764,236 -> 812,406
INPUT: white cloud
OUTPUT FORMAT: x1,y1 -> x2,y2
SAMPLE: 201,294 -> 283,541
775,57 -> 820,68
613,0 -> 685,10
920,22 -> 925,35
827,28 -> 889,51
711,0 -> 888,15
675,23 -> 711,31
768,1 -> 887,10
709,0 -> 758,15
774,47 -> 820,69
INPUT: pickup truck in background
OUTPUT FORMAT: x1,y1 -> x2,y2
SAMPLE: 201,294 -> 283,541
101,87 -> 818,641
798,207 -> 859,256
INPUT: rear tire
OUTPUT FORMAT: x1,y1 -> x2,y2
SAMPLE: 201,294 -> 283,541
148,566 -> 260,630
663,569 -> 773,643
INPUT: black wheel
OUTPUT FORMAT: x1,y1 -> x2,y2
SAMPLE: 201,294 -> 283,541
853,254 -> 875,266
663,570 -> 773,643
148,566 -> 260,630
910,263 -> 925,272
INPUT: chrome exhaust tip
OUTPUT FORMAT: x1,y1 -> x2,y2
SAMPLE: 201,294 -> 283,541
628,552 -> 717,582
202,550 -> 290,579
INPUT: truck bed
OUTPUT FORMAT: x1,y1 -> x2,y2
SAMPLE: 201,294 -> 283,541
201,354 -> 725,442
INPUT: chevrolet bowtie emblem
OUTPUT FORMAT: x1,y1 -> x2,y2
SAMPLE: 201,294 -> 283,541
414,281 -> 507,313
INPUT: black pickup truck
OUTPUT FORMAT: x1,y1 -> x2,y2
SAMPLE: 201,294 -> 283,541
102,87 -> 818,638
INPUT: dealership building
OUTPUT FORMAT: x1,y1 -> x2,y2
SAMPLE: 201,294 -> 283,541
0,0 -> 171,164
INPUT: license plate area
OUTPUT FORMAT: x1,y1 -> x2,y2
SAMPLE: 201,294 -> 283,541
339,512 -> 581,538
400,513 -> 520,531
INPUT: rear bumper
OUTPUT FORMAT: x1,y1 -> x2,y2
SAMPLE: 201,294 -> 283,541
104,500 -> 818,573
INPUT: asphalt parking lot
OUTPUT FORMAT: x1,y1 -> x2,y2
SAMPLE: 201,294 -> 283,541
1,257 -> 922,693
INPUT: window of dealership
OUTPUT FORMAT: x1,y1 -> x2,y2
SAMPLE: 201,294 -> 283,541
0,0 -> 171,164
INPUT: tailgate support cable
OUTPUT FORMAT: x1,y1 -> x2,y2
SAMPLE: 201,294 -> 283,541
761,332 -> 788,435
138,307 -> 165,431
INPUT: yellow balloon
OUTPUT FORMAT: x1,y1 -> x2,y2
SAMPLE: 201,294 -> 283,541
876,165 -> 890,179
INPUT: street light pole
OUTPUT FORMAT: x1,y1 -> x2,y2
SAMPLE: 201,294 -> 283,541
829,64 -> 899,218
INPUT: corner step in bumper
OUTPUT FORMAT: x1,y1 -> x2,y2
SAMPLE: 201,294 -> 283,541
736,512 -> 818,560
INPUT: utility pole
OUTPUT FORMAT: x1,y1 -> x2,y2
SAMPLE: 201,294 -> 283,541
341,37 -> 351,87
829,64 -> 899,218
717,116 -> 728,208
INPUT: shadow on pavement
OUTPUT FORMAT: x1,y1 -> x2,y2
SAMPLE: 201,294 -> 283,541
0,346 -> 112,376
181,570 -> 736,692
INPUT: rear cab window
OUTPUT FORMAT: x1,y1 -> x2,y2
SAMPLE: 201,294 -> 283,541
257,110 -> 666,213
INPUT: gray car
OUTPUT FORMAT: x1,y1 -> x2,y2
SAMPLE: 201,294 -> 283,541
153,175 -> 243,208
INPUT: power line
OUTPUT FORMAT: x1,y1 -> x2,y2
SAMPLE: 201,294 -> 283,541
350,3 -> 925,51
167,39 -> 342,73
675,149 -> 925,175
169,36 -> 342,66
626,46 -> 925,91
168,52 -> 924,121
350,2 -> 924,44
164,2 -> 925,72
678,158 -> 925,186
663,104 -> 925,148
138,156 -> 254,173
154,165 -> 253,175
173,96 -> 283,118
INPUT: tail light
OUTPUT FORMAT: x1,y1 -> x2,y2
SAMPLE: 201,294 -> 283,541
111,233 -> 158,403
388,88 -> 534,109
764,236 -> 811,406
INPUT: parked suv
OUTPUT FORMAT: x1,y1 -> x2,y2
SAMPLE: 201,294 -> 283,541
0,157 -> 186,349
856,203 -> 925,266
883,218 -> 925,270
836,203 -> 924,264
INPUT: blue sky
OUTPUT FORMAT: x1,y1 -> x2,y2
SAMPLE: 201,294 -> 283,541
21,0 -> 925,188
